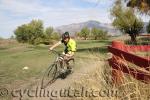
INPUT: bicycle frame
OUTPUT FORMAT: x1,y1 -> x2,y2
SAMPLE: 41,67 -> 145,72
50,50 -> 74,70
50,50 -> 66,69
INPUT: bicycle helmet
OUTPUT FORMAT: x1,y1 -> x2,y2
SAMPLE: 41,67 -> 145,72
62,32 -> 70,40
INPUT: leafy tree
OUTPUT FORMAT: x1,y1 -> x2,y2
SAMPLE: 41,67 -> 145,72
91,27 -> 108,40
126,0 -> 150,14
14,19 -> 44,44
14,24 -> 29,43
91,27 -> 99,40
146,21 -> 150,33
79,27 -> 90,40
101,30 -> 108,39
111,0 -> 143,44
28,20 -> 44,44
51,32 -> 60,40
45,26 -> 53,38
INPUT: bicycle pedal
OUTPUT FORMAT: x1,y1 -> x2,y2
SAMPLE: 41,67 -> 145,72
60,69 -> 65,73
70,69 -> 74,73
67,68 -> 74,74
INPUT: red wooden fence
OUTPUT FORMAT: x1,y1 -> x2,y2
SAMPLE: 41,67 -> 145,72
108,41 -> 150,85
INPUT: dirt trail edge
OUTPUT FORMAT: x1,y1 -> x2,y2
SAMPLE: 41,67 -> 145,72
12,60 -> 105,100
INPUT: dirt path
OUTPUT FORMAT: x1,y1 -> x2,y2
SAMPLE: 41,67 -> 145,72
12,59 -> 105,100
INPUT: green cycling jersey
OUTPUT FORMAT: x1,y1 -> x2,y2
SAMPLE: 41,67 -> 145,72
61,38 -> 76,54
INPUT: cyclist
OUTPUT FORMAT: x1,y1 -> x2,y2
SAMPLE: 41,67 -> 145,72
49,32 -> 76,70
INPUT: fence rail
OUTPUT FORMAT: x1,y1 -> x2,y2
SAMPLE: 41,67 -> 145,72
108,41 -> 150,85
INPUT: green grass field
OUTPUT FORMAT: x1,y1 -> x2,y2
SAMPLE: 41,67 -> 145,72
0,39 -> 111,88
0,37 -> 150,100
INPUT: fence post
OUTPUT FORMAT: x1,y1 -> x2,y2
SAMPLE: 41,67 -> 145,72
112,56 -> 124,86
111,41 -> 125,85
112,41 -> 125,50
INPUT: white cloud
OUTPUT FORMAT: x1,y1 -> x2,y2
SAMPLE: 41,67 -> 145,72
0,0 -> 117,38
0,0 -> 56,17
42,8 -> 111,27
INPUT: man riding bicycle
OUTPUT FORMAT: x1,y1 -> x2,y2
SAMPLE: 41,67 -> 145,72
49,32 -> 76,71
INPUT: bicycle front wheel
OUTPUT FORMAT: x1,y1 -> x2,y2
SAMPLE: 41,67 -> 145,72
41,64 -> 57,89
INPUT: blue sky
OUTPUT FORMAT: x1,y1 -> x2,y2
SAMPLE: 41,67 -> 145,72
0,0 -> 150,38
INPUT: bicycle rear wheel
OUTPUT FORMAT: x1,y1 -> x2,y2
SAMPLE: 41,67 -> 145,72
41,64 -> 57,89
59,58 -> 75,79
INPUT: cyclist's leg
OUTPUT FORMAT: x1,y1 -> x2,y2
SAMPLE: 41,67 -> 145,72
58,56 -> 64,69
64,54 -> 74,69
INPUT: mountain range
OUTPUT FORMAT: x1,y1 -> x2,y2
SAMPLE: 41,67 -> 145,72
55,20 -> 121,36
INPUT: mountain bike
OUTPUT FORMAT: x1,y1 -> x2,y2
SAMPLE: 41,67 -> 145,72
41,50 -> 75,89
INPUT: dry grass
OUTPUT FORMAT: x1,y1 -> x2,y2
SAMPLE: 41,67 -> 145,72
112,34 -> 130,42
69,61 -> 118,100
69,57 -> 150,100
112,58 -> 150,100
133,51 -> 150,57
0,39 -> 18,47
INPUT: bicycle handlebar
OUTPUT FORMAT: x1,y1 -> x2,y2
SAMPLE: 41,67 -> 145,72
49,49 -> 62,56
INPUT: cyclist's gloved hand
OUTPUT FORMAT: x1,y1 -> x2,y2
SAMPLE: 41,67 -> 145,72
49,47 -> 53,51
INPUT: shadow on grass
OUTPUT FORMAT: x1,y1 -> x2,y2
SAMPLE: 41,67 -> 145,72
77,46 -> 108,54
77,40 -> 111,44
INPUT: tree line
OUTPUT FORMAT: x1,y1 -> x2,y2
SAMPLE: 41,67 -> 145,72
76,27 -> 108,40
14,20 -> 109,45
14,20 -> 60,45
